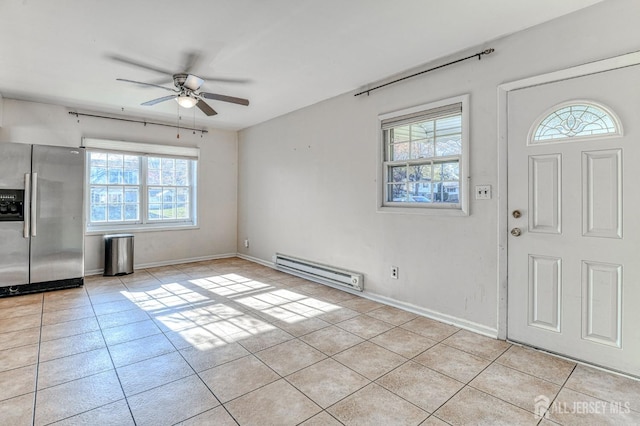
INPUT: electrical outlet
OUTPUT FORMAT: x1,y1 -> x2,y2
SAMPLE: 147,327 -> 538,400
244,239 -> 249,248
475,184 -> 492,200
391,266 -> 399,279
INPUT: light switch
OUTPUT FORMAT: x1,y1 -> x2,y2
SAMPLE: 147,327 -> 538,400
475,184 -> 492,200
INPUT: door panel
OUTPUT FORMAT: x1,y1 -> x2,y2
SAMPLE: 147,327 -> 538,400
507,65 -> 640,377
529,154 -> 562,234
30,145 -> 85,283
582,149 -> 622,238
528,255 -> 561,332
0,143 -> 31,287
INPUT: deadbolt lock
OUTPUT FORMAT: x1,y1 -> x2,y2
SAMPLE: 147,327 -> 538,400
512,210 -> 522,218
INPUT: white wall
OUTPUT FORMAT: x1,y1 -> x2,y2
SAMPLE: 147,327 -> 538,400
0,99 -> 238,273
237,0 -> 640,334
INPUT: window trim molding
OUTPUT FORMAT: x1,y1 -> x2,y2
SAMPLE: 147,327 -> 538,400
84,146 -> 199,232
377,93 -> 470,216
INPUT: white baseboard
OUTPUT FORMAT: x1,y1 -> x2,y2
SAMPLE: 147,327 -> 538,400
236,253 -> 274,268
84,253 -> 237,276
237,254 -> 499,339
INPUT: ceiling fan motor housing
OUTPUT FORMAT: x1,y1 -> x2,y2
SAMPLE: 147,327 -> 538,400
173,73 -> 204,91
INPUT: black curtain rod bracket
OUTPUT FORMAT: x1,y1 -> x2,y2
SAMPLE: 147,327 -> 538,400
354,48 -> 495,97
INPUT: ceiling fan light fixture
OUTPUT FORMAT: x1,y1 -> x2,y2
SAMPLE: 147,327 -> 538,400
176,95 -> 198,109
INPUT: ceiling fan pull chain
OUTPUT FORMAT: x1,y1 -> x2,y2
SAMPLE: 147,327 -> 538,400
176,102 -> 180,139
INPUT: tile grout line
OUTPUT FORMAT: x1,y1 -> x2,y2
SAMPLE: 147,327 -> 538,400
31,292 -> 45,426
143,267 -> 240,426
89,275 -> 139,426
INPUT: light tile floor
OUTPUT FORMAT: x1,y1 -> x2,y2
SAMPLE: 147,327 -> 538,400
1,257 -> 639,425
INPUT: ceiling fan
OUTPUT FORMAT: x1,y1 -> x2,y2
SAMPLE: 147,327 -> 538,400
110,52 -> 249,116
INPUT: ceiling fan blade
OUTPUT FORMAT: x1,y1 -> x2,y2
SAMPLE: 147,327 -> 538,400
141,95 -> 177,106
200,92 -> 250,106
196,100 -> 217,116
108,54 -> 174,75
198,76 -> 251,84
117,78 -> 176,92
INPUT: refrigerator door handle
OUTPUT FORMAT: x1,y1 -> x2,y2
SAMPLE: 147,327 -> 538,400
31,172 -> 37,237
24,173 -> 31,238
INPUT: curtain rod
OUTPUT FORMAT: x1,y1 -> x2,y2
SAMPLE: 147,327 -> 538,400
68,111 -> 209,134
354,48 -> 495,97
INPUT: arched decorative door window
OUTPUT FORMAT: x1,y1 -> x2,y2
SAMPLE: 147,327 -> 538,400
529,101 -> 622,144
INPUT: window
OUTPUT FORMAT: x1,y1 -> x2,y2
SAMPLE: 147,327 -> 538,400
531,101 -> 621,143
379,95 -> 469,214
83,139 -> 198,231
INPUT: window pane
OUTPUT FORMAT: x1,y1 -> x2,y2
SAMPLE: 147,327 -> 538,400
435,135 -> 462,156
176,203 -> 189,219
108,169 -> 123,184
388,183 -> 407,202
162,188 -> 176,203
442,162 -> 460,180
161,158 -> 175,170
124,204 -> 139,221
124,169 -> 139,185
445,182 -> 460,203
124,155 -> 139,169
108,154 -> 123,168
148,188 -> 162,203
408,165 -> 430,182
90,186 -> 107,204
90,153 -> 107,167
148,204 -> 162,220
90,167 -> 107,184
148,157 -> 161,169
124,188 -> 139,203
408,183 -> 432,202
391,126 -> 410,143
433,161 -> 459,181
391,142 -> 410,161
412,140 -> 434,158
161,169 -> 175,185
175,161 -> 189,186
90,205 -> 106,222
389,166 -> 406,183
108,187 -> 123,204
163,204 -> 176,220
177,187 -> 189,203
148,169 -> 161,185
108,204 -> 123,221
532,103 -> 619,142
436,115 -> 461,135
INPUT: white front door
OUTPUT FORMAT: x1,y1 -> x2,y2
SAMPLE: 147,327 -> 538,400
507,65 -> 640,377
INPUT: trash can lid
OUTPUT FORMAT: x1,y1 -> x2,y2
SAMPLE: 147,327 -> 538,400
104,234 -> 135,239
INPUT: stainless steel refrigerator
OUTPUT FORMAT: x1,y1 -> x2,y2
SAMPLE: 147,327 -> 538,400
0,142 -> 84,297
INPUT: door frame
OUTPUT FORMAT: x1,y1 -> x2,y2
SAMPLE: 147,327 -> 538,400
496,50 -> 640,340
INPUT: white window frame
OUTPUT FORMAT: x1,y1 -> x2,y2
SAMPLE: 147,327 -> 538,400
377,94 -> 469,216
82,138 -> 199,233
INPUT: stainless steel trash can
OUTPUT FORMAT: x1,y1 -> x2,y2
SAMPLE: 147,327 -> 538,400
104,234 -> 134,276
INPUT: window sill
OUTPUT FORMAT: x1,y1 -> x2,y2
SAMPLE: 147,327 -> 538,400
377,204 -> 468,216
85,223 -> 199,236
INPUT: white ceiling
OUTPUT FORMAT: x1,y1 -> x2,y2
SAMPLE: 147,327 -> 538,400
0,0 -> 603,131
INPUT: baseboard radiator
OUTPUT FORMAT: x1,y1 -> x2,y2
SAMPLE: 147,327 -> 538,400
274,253 -> 364,291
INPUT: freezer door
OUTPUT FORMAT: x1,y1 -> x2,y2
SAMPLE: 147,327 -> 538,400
30,145 -> 85,283
0,143 -> 31,288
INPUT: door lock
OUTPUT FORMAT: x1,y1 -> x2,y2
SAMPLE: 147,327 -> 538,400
512,210 -> 522,218
511,228 -> 522,237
